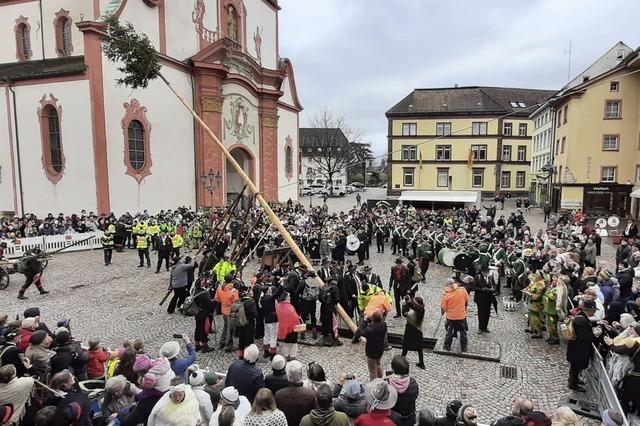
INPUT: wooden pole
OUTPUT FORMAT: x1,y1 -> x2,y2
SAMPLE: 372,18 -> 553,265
158,73 -> 357,333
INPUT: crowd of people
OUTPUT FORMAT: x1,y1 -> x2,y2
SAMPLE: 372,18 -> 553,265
2,197 -> 640,425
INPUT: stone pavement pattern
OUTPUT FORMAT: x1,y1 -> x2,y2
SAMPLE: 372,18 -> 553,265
1,191 -> 614,424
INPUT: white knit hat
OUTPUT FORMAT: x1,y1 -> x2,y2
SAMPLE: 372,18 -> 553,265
243,344 -> 259,363
189,370 -> 205,387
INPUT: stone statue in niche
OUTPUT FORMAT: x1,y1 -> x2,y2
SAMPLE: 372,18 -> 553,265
227,5 -> 238,41
224,97 -> 255,144
253,26 -> 263,63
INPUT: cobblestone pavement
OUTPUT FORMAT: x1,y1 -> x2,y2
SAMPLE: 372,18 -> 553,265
1,194 -> 614,424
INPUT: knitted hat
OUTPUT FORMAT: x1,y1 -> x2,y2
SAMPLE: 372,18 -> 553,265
29,330 -> 47,345
457,404 -> 479,425
221,386 -> 239,404
159,341 -> 180,359
54,330 -> 71,345
204,372 -> 219,386
21,317 -> 39,330
601,409 -> 623,426
271,355 -> 286,371
140,373 -> 157,389
344,381 -> 363,400
133,354 -> 152,372
243,344 -> 259,363
54,327 -> 69,336
23,307 -> 40,318
189,370 -> 205,387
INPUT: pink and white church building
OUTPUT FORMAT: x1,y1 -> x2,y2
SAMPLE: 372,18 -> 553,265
0,0 -> 302,216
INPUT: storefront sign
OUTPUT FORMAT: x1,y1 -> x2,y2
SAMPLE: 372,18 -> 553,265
561,199 -> 583,209
591,187 -> 610,191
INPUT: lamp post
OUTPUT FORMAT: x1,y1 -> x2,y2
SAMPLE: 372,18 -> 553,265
541,163 -> 554,205
199,169 -> 222,206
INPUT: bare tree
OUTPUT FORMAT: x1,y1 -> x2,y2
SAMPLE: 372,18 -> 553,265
306,110 -> 372,195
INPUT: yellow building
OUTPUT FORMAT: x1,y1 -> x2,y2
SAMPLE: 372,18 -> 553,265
551,49 -> 640,218
385,87 -> 555,204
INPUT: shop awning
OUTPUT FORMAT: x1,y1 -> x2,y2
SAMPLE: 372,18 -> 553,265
398,190 -> 479,203
630,189 -> 640,199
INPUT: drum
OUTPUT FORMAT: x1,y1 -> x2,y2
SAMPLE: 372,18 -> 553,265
453,253 -> 473,272
346,235 -> 360,252
443,249 -> 459,267
437,247 -> 448,264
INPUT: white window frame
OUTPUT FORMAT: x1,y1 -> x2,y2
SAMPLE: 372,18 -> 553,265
602,135 -> 619,151
471,145 -> 487,161
436,122 -> 452,136
518,123 -> 528,136
401,145 -> 417,161
601,167 -> 616,183
517,145 -> 526,162
402,123 -> 417,136
502,145 -> 512,162
605,101 -> 621,118
503,122 -> 512,136
501,171 -> 511,188
472,122 -> 487,136
516,171 -> 526,188
403,168 -> 415,186
437,169 -> 449,188
435,145 -> 451,161
610,81 -> 619,92
472,169 -> 484,188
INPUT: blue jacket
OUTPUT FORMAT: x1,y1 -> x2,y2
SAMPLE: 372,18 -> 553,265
169,344 -> 196,380
225,360 -> 265,402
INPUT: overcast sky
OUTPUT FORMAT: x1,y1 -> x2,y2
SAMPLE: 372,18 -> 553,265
278,0 -> 640,158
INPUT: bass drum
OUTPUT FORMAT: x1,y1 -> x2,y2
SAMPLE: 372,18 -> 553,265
443,249 -> 459,268
437,247 -> 448,264
453,253 -> 473,273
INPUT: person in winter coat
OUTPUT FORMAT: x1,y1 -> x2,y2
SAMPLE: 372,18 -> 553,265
566,300 -> 596,392
159,335 -> 196,381
216,275 -> 240,351
434,400 -> 462,426
319,278 -> 342,347
193,282 -> 216,353
18,317 -> 39,351
25,330 -> 52,382
86,339 -> 109,379
188,370 -> 214,425
275,360 -> 317,426
363,311 -> 387,380
584,240 -> 597,268
334,379 -> 368,422
147,382 -> 202,426
101,375 -> 137,421
354,379 -> 397,425
264,355 -> 288,395
50,370 -> 93,426
440,279 -> 469,352
114,349 -> 138,385
401,297 -> 425,369
224,344 -> 264,402
210,386 -> 251,426
616,240 -> 631,273
304,362 -> 334,394
387,355 -> 419,426
50,330 -> 89,380
168,257 -> 198,314
234,289 -> 258,357
300,383 -> 350,426
242,388 -> 288,426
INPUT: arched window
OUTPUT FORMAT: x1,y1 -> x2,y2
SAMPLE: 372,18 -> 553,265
284,135 -> 293,181
14,16 -> 32,61
38,94 -> 66,183
127,120 -> 145,171
54,10 -> 73,57
122,99 -> 152,183
47,108 -> 63,173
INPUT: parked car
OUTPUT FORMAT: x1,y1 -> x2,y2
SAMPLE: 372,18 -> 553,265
300,186 -> 313,196
310,184 -> 327,195
329,185 -> 346,197
346,185 -> 356,194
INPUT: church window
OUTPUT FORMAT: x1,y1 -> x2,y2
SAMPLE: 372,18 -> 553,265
38,94 -> 66,184
54,10 -> 73,57
128,121 -> 146,170
15,17 -> 32,61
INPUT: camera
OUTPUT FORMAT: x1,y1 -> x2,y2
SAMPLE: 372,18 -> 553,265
344,374 -> 355,381
173,334 -> 183,339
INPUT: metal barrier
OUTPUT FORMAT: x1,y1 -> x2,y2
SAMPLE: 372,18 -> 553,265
566,346 -> 629,425
1,232 -> 103,259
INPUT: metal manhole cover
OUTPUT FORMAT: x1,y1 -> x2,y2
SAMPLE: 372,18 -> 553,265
500,365 -> 518,379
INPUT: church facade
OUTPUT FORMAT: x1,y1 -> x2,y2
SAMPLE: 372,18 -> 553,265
0,0 -> 302,216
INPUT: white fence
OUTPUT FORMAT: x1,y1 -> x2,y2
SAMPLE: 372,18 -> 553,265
1,232 -> 104,259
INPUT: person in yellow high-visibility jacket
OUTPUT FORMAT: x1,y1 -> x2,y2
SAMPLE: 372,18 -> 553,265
170,232 -> 184,260
147,221 -> 160,251
212,253 -> 237,285
136,230 -> 151,268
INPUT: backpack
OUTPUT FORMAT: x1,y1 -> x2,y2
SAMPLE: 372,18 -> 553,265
181,290 -> 207,317
0,345 -> 13,367
393,265 -> 406,282
301,279 -> 320,301
230,300 -> 248,327
561,316 -> 576,341
105,357 -> 120,379
319,286 -> 334,304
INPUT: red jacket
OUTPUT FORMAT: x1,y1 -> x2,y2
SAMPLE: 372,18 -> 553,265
87,348 -> 109,379
355,410 -> 396,425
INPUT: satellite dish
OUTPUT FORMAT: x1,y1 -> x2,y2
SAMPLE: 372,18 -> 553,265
346,235 -> 360,252
595,218 -> 607,229
607,216 -> 620,228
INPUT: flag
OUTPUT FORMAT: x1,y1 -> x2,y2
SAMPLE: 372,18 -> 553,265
467,148 -> 474,169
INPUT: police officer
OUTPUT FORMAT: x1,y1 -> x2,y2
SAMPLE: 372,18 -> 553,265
101,230 -> 115,266
136,230 -> 151,268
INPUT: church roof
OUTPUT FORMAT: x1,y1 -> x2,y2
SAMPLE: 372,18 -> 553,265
386,86 -> 557,117
0,56 -> 86,82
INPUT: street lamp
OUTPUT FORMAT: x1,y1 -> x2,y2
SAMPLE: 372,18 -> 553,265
199,169 -> 222,206
540,163 -> 554,205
